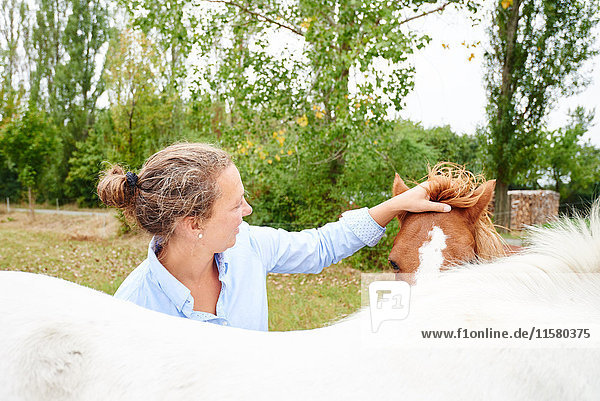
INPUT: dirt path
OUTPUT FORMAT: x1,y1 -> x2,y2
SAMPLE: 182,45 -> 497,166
11,208 -> 111,217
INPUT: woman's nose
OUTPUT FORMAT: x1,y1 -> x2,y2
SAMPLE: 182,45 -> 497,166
242,199 -> 252,216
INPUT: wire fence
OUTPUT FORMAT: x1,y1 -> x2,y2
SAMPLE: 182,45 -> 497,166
2,197 -> 595,220
2,196 -> 596,231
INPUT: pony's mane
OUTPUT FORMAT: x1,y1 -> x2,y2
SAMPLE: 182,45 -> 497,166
423,163 -> 506,260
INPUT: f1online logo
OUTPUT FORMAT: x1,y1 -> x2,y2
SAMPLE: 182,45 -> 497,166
368,281 -> 411,332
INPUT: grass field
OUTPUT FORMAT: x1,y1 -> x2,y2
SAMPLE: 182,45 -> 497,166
0,210 -> 362,331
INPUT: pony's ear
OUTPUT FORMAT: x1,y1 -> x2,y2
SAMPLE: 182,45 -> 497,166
465,179 -> 496,222
393,173 -> 410,196
393,173 -> 410,224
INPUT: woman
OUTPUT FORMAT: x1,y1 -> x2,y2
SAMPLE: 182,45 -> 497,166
98,143 -> 450,331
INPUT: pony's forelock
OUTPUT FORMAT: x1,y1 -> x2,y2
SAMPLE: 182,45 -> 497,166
423,163 -> 506,260
424,163 -> 485,206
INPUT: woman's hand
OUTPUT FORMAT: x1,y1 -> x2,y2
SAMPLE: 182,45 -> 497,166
393,182 -> 451,214
368,182 -> 450,227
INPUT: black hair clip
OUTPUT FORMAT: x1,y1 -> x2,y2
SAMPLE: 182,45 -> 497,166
126,172 -> 138,190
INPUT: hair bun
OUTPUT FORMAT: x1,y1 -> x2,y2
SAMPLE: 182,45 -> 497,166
97,165 -> 136,210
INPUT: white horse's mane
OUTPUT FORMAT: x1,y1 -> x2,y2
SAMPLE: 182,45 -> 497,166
1,203 -> 599,400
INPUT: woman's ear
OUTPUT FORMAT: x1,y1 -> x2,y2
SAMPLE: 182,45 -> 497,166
180,216 -> 202,232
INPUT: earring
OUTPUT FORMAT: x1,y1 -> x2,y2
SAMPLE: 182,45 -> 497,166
198,233 -> 203,239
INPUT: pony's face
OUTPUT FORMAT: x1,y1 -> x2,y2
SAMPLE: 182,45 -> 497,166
389,209 -> 478,275
388,169 -> 503,276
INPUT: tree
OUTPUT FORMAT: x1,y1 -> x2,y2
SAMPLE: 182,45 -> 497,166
0,0 -> 30,122
483,0 -> 600,229
119,0 -> 193,134
29,0 -> 68,111
418,124 -> 483,172
57,0 -> 110,141
191,0 -> 478,156
66,26 -> 187,207
517,107 -> 600,206
103,28 -> 179,167
66,110 -> 112,206
27,0 -> 112,202
124,0 -> 479,224
0,110 -> 58,217
543,108 -> 595,195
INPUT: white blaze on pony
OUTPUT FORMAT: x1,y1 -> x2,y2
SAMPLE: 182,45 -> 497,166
1,203 -> 600,400
416,226 -> 447,277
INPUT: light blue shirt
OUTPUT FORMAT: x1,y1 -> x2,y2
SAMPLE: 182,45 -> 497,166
114,207 -> 385,331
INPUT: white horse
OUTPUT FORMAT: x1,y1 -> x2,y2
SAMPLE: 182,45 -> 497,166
1,204 -> 599,401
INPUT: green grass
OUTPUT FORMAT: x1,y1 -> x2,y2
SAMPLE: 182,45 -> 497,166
500,231 -> 523,241
0,223 -> 146,294
0,211 -> 362,331
267,266 -> 361,331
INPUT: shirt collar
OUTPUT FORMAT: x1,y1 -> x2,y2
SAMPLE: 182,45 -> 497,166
146,237 -> 230,315
215,252 -> 229,275
147,237 -> 193,315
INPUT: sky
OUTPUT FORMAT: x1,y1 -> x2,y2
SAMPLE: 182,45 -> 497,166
398,6 -> 600,146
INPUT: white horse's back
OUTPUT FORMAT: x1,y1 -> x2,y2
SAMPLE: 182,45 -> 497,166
1,205 -> 600,400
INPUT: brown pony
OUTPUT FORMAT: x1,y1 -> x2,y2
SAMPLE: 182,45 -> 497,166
388,163 -> 506,276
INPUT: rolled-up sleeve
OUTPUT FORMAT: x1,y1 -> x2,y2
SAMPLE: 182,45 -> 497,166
248,207 -> 385,274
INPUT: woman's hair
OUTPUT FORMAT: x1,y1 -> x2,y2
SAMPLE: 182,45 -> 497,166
97,143 -> 232,242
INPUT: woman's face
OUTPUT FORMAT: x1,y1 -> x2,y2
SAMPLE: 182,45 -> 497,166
201,164 -> 252,253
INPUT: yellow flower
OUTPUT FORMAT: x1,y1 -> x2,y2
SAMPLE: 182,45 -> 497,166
296,114 -> 308,127
300,17 -> 314,30
273,131 -> 278,138
315,110 -> 324,119
275,155 -> 281,161
373,140 -> 378,145
501,0 -> 513,9
267,159 -> 272,164
240,146 -> 247,154
278,128 -> 286,135
259,153 -> 266,160
277,136 -> 285,146
287,150 -> 293,155
246,139 -> 254,147
280,149 -> 284,154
